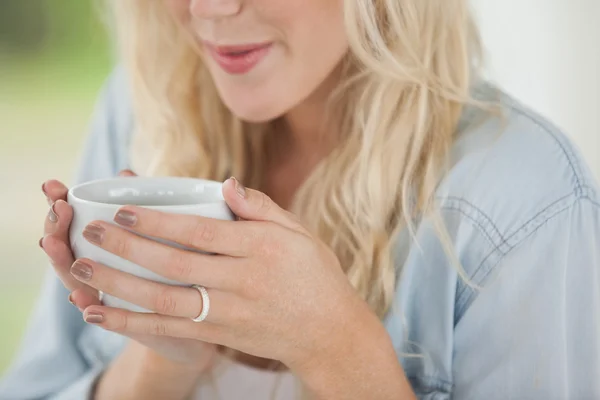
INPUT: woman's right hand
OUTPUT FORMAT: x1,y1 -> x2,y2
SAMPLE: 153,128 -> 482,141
40,171 -> 219,398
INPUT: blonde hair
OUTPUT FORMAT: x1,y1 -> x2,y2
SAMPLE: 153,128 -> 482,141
108,0 -> 481,320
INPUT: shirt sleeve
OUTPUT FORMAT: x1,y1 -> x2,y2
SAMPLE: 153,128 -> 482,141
0,66 -> 130,400
452,195 -> 600,399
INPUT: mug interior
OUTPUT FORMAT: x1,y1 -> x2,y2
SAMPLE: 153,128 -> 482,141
69,177 -> 224,207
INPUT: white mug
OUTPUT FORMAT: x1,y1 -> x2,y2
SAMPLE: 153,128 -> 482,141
67,176 -> 234,312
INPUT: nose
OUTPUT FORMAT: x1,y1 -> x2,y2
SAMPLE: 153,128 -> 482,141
190,0 -> 242,19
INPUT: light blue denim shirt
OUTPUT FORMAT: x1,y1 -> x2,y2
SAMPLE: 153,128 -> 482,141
1,66 -> 599,400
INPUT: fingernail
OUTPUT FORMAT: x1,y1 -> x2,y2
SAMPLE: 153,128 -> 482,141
71,260 -> 93,281
48,203 -> 58,223
114,209 -> 137,227
85,311 -> 104,324
39,237 -> 44,248
231,177 -> 246,199
83,223 -> 104,245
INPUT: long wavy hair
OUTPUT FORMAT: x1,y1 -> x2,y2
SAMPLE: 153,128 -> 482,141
108,0 -> 482,321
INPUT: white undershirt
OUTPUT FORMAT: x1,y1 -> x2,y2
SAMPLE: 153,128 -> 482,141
193,357 -> 298,400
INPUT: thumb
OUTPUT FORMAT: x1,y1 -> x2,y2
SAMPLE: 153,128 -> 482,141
222,177 -> 302,232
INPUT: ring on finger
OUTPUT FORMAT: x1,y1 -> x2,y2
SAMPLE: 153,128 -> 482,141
191,285 -> 210,322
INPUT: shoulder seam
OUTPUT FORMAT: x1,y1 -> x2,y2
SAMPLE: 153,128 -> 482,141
454,188 -> 597,323
581,184 -> 600,208
454,186 -> 600,325
500,96 -> 585,195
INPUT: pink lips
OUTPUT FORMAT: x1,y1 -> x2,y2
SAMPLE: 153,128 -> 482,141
204,42 -> 272,75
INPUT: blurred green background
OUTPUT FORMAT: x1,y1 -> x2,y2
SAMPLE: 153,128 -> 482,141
0,0 -> 112,371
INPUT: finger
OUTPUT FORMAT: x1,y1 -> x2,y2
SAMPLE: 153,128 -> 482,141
41,179 -> 95,296
82,306 -> 227,345
222,177 -> 305,233
70,288 -> 101,311
41,234 -> 97,296
43,200 -> 72,236
111,207 -> 256,257
42,179 -> 68,205
118,169 -> 137,177
70,258 -> 230,320
80,222 -> 241,289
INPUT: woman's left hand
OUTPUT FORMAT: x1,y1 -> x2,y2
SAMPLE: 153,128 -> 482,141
72,177 -> 374,372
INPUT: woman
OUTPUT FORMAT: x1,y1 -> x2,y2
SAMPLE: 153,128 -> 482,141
2,0 -> 599,398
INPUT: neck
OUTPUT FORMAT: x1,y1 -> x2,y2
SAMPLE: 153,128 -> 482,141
261,69 -> 342,209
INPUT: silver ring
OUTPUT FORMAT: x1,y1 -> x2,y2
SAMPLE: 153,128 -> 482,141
191,285 -> 210,322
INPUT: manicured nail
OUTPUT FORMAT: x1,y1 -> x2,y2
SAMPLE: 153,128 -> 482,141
71,260 -> 93,281
85,312 -> 104,324
48,203 -> 58,223
114,209 -> 137,227
231,177 -> 246,199
83,223 -> 104,245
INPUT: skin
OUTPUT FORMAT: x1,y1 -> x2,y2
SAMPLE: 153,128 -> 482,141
168,0 -> 348,125
40,0 -> 416,398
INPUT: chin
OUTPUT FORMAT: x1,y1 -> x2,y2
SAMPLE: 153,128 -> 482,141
222,96 -> 289,124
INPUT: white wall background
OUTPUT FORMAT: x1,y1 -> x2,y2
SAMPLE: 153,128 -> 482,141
473,0 -> 599,178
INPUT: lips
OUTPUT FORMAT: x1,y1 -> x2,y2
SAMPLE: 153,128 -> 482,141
204,42 -> 272,75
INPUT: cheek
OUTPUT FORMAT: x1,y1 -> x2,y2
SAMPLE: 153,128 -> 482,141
285,0 -> 348,76
271,0 -> 347,58
165,0 -> 191,23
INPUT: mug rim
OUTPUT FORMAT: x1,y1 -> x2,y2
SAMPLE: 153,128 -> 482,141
67,176 -> 226,209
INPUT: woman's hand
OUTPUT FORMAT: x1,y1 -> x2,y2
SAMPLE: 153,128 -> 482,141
72,177 -> 379,374
40,171 -> 219,370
